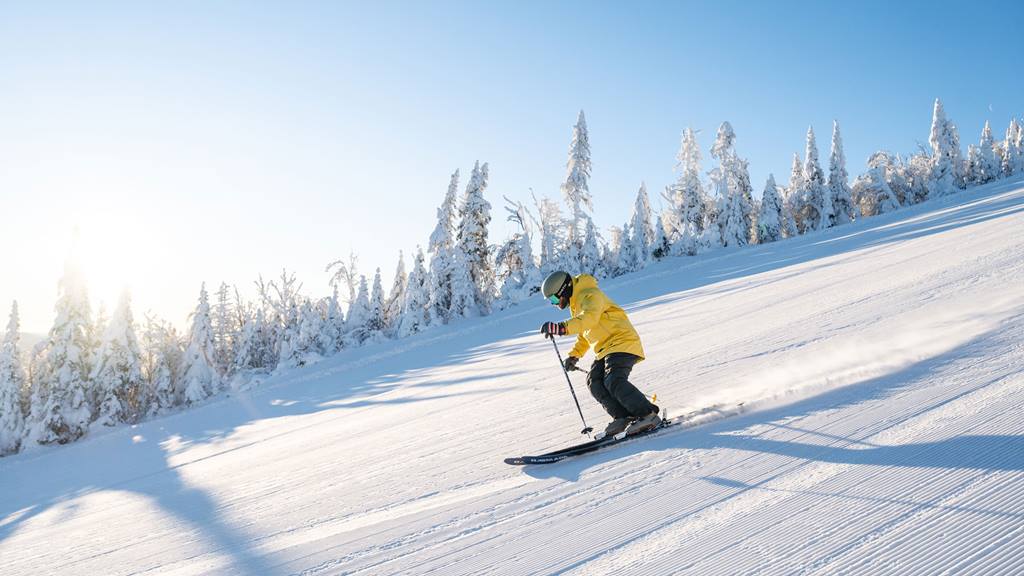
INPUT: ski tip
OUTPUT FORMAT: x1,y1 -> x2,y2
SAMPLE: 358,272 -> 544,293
504,457 -> 527,466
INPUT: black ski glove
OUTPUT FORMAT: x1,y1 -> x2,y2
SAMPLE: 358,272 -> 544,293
540,321 -> 567,337
563,356 -> 579,372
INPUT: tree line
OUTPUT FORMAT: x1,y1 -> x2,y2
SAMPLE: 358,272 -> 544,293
1,99 -> 1022,455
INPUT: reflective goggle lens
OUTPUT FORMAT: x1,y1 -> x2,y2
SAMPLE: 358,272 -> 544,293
548,294 -> 560,305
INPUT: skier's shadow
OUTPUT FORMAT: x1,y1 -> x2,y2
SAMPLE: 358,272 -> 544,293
517,322 -> 1024,483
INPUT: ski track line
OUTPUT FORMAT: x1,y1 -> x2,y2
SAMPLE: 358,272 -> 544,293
692,398 -> 1024,575
331,338 -> 1019,569
555,362 -> 1023,576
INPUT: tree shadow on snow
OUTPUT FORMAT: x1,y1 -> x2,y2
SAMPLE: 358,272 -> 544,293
0,347 -> 521,574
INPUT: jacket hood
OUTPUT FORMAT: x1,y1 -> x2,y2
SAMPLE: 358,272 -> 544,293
573,274 -> 599,292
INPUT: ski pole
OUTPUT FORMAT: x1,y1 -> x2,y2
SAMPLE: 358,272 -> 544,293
548,335 -> 593,436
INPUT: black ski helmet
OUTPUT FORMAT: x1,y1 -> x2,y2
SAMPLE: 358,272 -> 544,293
541,271 -> 572,303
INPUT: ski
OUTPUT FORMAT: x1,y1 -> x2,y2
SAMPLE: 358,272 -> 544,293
504,418 -> 678,465
503,402 -> 744,466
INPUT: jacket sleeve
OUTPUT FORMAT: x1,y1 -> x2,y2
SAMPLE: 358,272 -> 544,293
564,289 -> 608,357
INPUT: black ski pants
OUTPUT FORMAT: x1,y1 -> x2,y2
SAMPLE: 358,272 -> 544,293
587,352 -> 656,419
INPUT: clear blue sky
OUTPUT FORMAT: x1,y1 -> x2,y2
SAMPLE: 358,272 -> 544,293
2,1 -> 1022,333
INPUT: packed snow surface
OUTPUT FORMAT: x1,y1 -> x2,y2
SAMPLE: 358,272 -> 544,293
3,179 -> 1024,575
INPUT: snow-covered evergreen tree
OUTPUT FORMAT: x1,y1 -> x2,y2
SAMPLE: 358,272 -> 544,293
427,170 -> 460,325
384,253 -> 407,336
90,291 -> 145,426
667,127 -> 707,254
495,197 -> 542,306
457,161 -> 495,315
785,152 -> 804,236
345,276 -> 371,344
258,271 -> 302,368
968,121 -> 998,185
795,126 -> 831,233
27,260 -> 94,445
698,195 -> 723,252
447,251 -> 477,320
0,302 -> 25,455
535,194 -> 568,274
927,98 -> 964,197
292,299 -> 327,364
142,314 -> 182,415
852,152 -> 901,217
366,268 -> 388,340
828,121 -> 855,226
1000,119 -> 1022,177
651,216 -> 670,259
602,225 -> 625,276
756,174 -> 785,244
212,283 -> 237,377
561,110 -> 593,262
398,247 -> 430,338
579,218 -> 603,276
181,284 -> 219,405
323,289 -> 345,354
622,182 -> 654,269
709,122 -> 751,247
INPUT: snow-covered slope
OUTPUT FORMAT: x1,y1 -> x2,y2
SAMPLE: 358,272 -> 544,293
3,179 -> 1024,575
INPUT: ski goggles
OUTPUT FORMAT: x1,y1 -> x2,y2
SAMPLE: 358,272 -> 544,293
547,294 -> 561,305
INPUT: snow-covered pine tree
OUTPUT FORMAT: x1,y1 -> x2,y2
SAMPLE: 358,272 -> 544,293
756,174 -> 785,244
427,170 -> 459,325
398,247 -> 430,338
325,254 -> 356,352
0,302 -> 26,455
798,126 -> 832,233
784,152 -> 804,236
495,197 -> 541,306
534,194 -> 568,274
447,251 -> 477,319
90,291 -> 145,426
966,144 -> 982,186
624,182 -> 654,269
668,127 -> 707,254
580,218 -> 603,277
384,253 -> 407,337
927,98 -> 964,197
828,121 -> 855,226
698,194 -> 723,251
602,225 -> 624,276
852,152 -> 901,217
142,314 -> 182,415
975,121 -> 1001,185
292,299 -> 327,364
709,122 -> 750,247
323,289 -> 345,354
1001,119 -> 1022,177
457,161 -> 495,315
27,260 -> 94,445
345,276 -> 371,345
651,216 -> 670,260
212,283 -> 237,378
561,110 -> 593,263
181,284 -> 219,405
1014,118 -> 1024,175
366,268 -> 388,341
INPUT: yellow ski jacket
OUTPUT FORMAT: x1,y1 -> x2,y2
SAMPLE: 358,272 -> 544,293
563,274 -> 645,361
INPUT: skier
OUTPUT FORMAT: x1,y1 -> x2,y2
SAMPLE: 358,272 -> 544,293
540,270 -> 661,437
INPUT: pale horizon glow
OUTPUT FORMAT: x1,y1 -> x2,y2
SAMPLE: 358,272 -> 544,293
2,1 -> 1023,334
